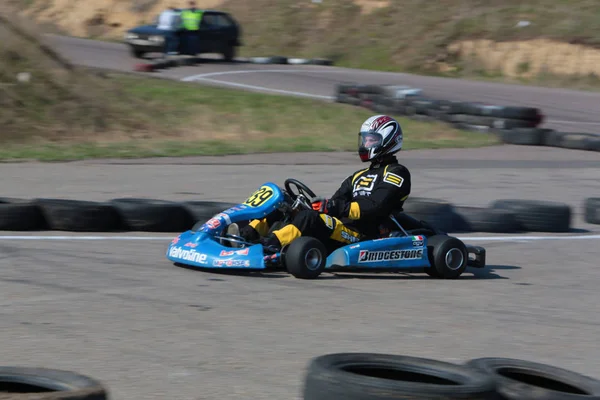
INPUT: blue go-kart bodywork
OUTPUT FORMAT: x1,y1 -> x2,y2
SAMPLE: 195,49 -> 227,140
166,179 -> 486,279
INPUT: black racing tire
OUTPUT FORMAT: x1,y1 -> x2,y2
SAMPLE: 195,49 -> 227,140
426,234 -> 468,279
109,198 -> 193,232
303,353 -> 497,400
584,198 -> 600,225
402,198 -> 456,233
450,115 -> 539,129
541,130 -> 566,147
182,201 -> 237,226
309,58 -> 333,66
559,133 -> 600,151
466,357 -> 600,400
284,236 -> 326,279
450,122 -> 492,133
129,47 -> 145,59
459,103 -> 542,121
453,206 -> 522,233
406,97 -> 437,114
0,198 -> 46,231
490,199 -> 572,232
0,366 -> 108,399
222,43 -> 236,62
33,199 -> 121,232
496,128 -> 552,146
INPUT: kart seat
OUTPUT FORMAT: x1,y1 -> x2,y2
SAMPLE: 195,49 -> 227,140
385,210 -> 441,237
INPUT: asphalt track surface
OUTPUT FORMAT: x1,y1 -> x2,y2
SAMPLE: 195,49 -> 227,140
3,34 -> 600,398
1,145 -> 600,399
47,34 -> 600,134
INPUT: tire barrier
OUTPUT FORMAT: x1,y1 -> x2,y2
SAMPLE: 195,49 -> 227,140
0,197 -> 579,232
302,353 -> 497,400
133,55 -> 333,72
584,198 -> 600,225
466,357 -> 600,400
0,366 -> 109,399
335,83 -> 600,153
403,197 -> 573,233
302,353 -> 600,400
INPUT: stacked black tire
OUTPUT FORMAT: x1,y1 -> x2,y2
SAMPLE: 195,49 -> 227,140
0,197 -> 236,232
303,353 -> 600,400
335,83 -> 600,153
0,367 -> 109,399
403,197 -> 577,233
2,196 -> 598,232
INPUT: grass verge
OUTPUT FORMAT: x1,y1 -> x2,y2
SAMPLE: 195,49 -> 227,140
0,73 -> 499,162
0,13 -> 498,162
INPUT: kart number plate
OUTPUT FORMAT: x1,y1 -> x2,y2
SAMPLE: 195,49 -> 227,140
244,186 -> 274,207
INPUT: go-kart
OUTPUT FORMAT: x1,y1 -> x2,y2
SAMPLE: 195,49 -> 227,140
166,179 -> 486,279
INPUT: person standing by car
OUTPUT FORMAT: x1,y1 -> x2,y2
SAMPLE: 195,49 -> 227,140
180,1 -> 204,55
157,6 -> 182,56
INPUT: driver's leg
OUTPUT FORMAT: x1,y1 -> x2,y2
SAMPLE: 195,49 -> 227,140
262,209 -> 361,252
238,209 -> 284,243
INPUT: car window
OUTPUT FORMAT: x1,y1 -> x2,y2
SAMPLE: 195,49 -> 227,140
215,14 -> 235,28
201,13 -> 219,28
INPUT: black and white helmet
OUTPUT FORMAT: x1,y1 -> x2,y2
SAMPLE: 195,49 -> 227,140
358,115 -> 403,162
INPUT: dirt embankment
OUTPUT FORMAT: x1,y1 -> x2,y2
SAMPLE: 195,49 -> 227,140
12,0 -> 600,82
0,13 -> 163,143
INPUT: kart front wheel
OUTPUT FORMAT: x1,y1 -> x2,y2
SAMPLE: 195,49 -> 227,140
284,236 -> 326,279
426,235 -> 468,279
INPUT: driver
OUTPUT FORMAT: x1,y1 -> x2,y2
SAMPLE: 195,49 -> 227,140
230,114 -> 412,254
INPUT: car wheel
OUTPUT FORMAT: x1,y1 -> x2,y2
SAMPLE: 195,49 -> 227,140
427,235 -> 468,279
284,236 -> 326,279
222,44 -> 236,62
130,47 -> 145,59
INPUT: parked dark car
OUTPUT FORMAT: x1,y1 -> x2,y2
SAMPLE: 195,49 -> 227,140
123,9 -> 242,60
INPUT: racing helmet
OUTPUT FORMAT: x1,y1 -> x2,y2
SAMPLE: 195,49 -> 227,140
358,115 -> 403,162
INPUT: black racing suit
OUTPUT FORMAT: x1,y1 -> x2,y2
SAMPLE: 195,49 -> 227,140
241,154 -> 411,252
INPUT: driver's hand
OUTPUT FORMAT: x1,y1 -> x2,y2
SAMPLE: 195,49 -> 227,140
311,196 -> 330,213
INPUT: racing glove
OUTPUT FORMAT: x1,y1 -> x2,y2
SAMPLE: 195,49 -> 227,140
311,197 -> 345,218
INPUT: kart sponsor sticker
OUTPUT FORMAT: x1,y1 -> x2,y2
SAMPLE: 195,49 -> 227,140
169,246 -> 208,264
219,248 -> 249,256
215,212 -> 231,225
171,235 -> 181,245
213,259 -> 251,267
205,218 -> 221,230
184,242 -> 197,248
223,205 -> 249,214
412,235 -> 424,247
358,249 -> 423,263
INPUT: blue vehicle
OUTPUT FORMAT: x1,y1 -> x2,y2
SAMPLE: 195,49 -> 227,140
166,179 -> 486,279
124,9 -> 242,60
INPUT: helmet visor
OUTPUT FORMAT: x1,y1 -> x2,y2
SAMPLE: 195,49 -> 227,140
359,132 -> 383,149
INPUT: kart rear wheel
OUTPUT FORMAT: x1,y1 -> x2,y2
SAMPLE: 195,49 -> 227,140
426,235 -> 468,279
284,236 -> 326,279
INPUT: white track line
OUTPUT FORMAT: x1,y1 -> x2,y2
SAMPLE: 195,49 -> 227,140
182,69 -> 344,100
0,234 -> 599,242
180,68 -> 345,81
190,77 -> 334,99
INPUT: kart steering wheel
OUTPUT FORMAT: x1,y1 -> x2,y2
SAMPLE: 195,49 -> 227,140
284,178 -> 317,202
